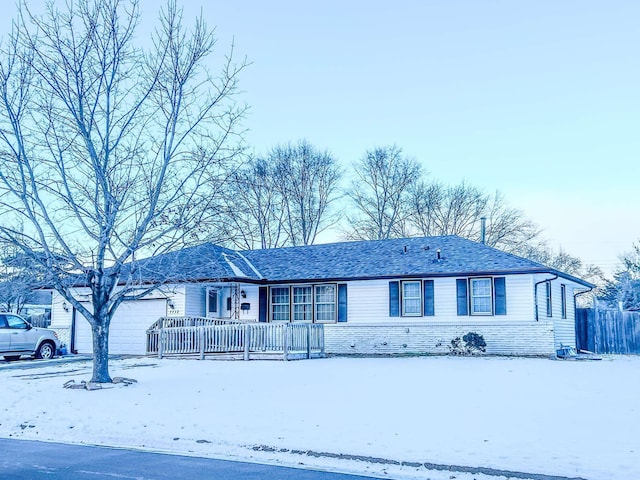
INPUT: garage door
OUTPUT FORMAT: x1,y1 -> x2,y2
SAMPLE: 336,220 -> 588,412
74,299 -> 167,355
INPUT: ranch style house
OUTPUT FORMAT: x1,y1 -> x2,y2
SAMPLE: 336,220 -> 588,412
48,235 -> 594,357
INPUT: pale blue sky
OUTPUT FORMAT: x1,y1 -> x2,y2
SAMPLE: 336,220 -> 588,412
5,1 -> 639,275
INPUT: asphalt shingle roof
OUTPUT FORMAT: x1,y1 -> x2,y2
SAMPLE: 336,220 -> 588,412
119,243 -> 261,283
100,235 -> 592,287
241,235 -> 592,285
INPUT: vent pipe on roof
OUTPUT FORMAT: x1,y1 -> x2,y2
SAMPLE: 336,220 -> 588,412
436,249 -> 441,260
480,217 -> 486,244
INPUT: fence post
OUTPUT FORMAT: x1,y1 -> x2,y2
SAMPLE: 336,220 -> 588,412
158,328 -> 164,359
244,324 -> 250,361
283,324 -> 289,361
306,324 -> 311,359
199,326 -> 205,360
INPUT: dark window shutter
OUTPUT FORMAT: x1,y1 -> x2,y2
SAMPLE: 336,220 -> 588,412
389,281 -> 400,317
338,284 -> 348,322
423,280 -> 435,316
456,279 -> 468,316
258,287 -> 268,322
494,277 -> 506,315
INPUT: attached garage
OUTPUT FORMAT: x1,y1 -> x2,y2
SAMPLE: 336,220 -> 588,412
74,299 -> 168,355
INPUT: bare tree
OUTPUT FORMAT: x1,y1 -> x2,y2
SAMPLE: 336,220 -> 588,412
346,145 -> 421,240
223,156 -> 289,250
406,181 -> 486,239
482,191 -> 540,253
0,247 -> 53,315
0,247 -> 33,313
598,241 -> 640,310
270,140 -> 342,246
0,0 -> 246,382
406,182 -> 540,253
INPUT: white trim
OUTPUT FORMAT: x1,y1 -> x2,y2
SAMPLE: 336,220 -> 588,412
401,280 -> 422,317
470,277 -> 493,315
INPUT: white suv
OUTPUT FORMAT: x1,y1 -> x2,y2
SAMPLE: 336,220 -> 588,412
0,313 -> 60,361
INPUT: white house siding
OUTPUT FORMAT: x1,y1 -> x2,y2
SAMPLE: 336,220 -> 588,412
346,274 -> 536,324
51,286 -> 182,355
530,274 -> 584,351
183,284 -> 206,317
553,281 -> 580,351
324,321 -> 556,356
74,298 -> 168,355
327,274 -> 555,355
49,291 -> 74,348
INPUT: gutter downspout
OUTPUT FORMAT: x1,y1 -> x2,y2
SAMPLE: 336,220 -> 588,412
534,274 -> 558,321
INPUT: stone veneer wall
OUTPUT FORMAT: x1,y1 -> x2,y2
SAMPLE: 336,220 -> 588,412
324,321 -> 556,356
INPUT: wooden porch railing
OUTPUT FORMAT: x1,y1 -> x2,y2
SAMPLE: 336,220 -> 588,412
146,319 -> 325,361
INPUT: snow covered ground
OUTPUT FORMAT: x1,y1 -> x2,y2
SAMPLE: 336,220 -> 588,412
0,355 -> 637,480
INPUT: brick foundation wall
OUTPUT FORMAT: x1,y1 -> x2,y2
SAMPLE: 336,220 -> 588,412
324,321 -> 556,356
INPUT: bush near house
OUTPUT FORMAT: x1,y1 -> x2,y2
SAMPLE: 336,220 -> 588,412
449,332 -> 487,355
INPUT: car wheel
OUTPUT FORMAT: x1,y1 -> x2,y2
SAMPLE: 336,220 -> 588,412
35,341 -> 55,360
3,356 -> 21,362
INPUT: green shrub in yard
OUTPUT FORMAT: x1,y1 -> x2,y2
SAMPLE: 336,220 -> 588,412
449,332 -> 487,355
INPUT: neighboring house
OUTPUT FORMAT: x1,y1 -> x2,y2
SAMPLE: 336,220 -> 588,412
49,236 -> 594,357
0,286 -> 52,323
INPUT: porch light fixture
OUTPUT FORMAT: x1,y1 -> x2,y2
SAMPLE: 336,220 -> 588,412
166,299 -> 175,309
62,301 -> 69,312
240,289 -> 247,298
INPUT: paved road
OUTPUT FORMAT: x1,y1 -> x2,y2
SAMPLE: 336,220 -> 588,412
0,438 -> 374,480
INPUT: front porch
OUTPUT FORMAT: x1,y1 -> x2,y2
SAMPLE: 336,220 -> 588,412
146,317 -> 325,361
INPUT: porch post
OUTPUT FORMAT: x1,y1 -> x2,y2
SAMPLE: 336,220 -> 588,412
198,326 -> 205,360
243,324 -> 250,361
283,324 -> 289,361
158,328 -> 164,359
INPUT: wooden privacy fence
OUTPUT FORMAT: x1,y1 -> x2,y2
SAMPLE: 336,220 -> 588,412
146,318 -> 325,361
576,308 -> 640,354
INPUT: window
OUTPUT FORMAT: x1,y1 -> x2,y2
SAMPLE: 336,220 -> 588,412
402,281 -> 422,316
545,281 -> 552,317
560,284 -> 566,319
6,315 -> 28,328
293,286 -> 313,321
207,290 -> 218,314
271,287 -> 290,322
470,278 -> 492,315
268,284 -> 338,322
315,285 -> 336,322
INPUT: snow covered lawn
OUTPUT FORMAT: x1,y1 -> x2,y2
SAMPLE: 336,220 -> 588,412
0,355 -> 637,480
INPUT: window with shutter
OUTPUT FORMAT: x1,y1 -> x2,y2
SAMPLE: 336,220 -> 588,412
389,281 -> 400,317
401,280 -> 422,316
338,284 -> 348,322
423,280 -> 435,316
456,279 -> 468,316
494,277 -> 506,315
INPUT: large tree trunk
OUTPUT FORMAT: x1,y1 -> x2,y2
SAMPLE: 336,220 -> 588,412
91,319 -> 112,383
